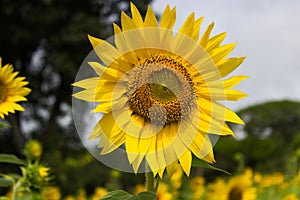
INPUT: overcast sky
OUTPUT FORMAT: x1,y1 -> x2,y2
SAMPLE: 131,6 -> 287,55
151,0 -> 300,111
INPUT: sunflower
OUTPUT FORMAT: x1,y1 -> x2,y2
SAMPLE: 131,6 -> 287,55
0,57 -> 31,118
207,171 -> 256,200
190,176 -> 205,200
225,173 -> 256,200
73,3 -> 247,177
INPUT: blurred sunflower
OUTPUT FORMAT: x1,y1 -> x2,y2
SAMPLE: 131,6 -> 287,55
259,172 -> 285,190
156,183 -> 172,200
73,3 -> 247,177
24,139 -> 43,159
284,194 -> 298,200
41,186 -> 61,200
91,187 -> 108,200
0,57 -> 31,118
208,171 -> 256,200
207,178 -> 227,200
190,176 -> 205,200
225,175 -> 256,200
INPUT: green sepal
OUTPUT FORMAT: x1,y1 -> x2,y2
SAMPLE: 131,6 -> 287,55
99,190 -> 132,200
191,156 -> 231,175
0,154 -> 26,165
0,178 -> 14,187
126,192 -> 156,200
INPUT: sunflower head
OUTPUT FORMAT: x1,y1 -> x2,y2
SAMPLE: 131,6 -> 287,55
228,186 -> 243,200
0,57 -> 31,119
73,3 -> 247,177
24,139 -> 43,159
226,173 -> 256,200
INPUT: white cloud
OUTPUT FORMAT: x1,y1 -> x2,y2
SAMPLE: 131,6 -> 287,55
151,0 -> 300,110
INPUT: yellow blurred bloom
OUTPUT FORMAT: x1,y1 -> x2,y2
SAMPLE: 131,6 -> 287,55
207,170 -> 256,200
73,2 -> 247,177
207,178 -> 227,200
133,184 -> 146,194
190,176 -> 205,200
24,139 -> 43,159
39,167 -> 50,178
77,188 -> 87,200
253,172 -> 262,184
170,164 -> 183,190
156,183 -> 172,200
42,186 -> 61,200
284,193 -> 299,200
259,172 -> 285,189
91,187 -> 108,200
63,195 -> 76,200
0,57 -> 31,118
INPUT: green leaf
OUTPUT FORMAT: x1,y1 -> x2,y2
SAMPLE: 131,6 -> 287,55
0,196 -> 11,200
0,178 -> 14,187
0,154 -> 25,165
6,173 -> 21,180
99,190 -> 132,200
126,192 -> 156,200
0,122 -> 10,129
192,156 -> 231,175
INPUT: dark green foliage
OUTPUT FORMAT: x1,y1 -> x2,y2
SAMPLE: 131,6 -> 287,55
213,100 -> 300,174
238,100 -> 300,139
99,190 -> 156,200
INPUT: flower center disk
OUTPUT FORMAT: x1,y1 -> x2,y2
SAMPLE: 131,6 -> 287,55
127,55 -> 197,125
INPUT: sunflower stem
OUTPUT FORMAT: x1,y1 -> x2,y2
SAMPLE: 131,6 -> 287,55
12,180 -> 21,200
146,171 -> 155,192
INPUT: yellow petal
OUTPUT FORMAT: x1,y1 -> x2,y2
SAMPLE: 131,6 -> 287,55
11,103 -> 25,111
88,34 -> 103,48
144,5 -> 158,27
222,75 -> 249,89
126,135 -> 141,164
199,22 -> 214,48
190,106 -> 234,135
195,86 -> 247,101
190,132 -> 213,160
209,43 -> 237,64
217,57 -> 246,77
206,32 -> 226,52
131,154 -> 145,173
87,37 -> 121,66
178,12 -> 195,38
160,5 -> 176,29
72,77 -> 100,89
88,62 -> 123,79
121,11 -> 137,30
72,88 -> 97,102
201,149 -> 215,164
89,122 -> 102,140
198,98 -> 245,125
192,16 -> 204,41
6,95 -> 27,102
101,134 -> 124,154
130,2 -> 143,27
178,150 -> 192,176
113,23 -> 131,54
166,162 -> 179,177
91,97 -> 128,113
98,112 -> 126,154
